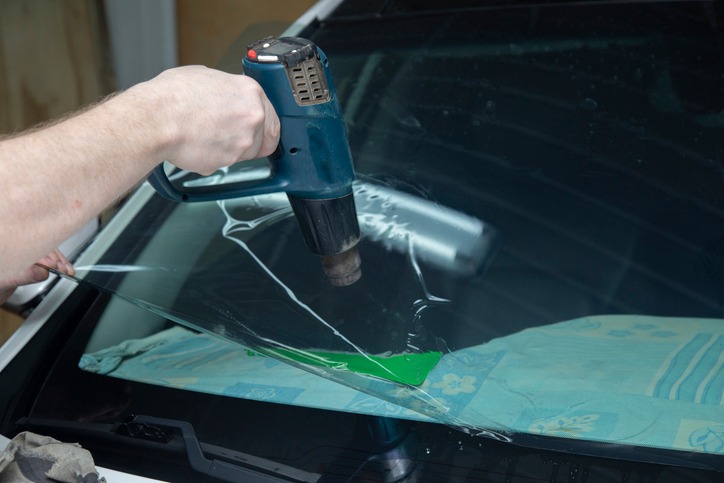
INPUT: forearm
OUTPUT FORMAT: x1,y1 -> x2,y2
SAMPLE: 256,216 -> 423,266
0,65 -> 279,280
0,89 -> 166,277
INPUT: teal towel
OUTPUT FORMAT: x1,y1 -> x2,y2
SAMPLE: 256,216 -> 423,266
81,315 -> 724,455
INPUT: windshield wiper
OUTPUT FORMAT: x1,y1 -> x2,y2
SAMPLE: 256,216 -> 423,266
16,415 -> 320,482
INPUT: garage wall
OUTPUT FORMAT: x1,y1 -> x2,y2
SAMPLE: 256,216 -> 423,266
0,0 -> 112,134
177,0 -> 317,67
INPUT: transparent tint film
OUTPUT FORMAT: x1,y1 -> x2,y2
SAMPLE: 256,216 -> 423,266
61,175 -> 501,429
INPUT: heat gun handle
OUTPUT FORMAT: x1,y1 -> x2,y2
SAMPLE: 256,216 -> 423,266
147,146 -> 288,203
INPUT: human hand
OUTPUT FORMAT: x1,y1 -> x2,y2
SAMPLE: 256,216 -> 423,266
136,65 -> 281,175
0,249 -> 75,305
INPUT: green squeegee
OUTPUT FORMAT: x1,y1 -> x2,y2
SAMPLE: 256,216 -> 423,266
268,348 -> 443,386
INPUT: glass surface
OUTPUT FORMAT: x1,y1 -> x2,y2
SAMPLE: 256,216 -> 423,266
46,0 -> 723,468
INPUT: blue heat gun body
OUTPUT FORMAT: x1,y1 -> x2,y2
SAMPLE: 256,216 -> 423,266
148,37 -> 361,286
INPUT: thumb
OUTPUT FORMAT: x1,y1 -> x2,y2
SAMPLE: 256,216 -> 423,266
28,264 -> 50,283
11,265 -> 50,287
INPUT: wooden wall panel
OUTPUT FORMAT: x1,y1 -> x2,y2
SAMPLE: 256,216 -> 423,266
176,0 -> 317,68
0,310 -> 23,344
0,0 -> 112,134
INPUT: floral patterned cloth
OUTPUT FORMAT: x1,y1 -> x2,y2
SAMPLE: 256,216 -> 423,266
80,315 -> 724,455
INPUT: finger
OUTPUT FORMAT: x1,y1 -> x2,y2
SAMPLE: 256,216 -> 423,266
33,248 -> 74,276
35,254 -> 56,270
56,250 -> 75,276
36,249 -> 60,270
47,249 -> 74,276
237,96 -> 272,162
259,97 -> 281,158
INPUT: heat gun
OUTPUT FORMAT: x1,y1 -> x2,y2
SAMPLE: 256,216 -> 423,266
148,37 -> 362,286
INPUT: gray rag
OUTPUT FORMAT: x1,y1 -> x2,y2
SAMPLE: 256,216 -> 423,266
0,432 -> 105,483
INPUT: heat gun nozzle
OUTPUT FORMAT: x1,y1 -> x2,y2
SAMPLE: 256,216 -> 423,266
322,246 -> 362,287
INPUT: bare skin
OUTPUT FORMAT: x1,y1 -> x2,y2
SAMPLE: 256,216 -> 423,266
0,65 -> 280,304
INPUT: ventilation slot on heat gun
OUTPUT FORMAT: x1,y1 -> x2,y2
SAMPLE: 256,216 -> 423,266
288,58 -> 329,106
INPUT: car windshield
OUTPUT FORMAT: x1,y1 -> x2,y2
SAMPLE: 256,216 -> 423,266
36,0 -> 724,470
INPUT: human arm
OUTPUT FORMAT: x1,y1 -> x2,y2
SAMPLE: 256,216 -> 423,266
0,65 -> 280,280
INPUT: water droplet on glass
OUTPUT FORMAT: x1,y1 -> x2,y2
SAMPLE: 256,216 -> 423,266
509,43 -> 524,56
580,97 -> 598,111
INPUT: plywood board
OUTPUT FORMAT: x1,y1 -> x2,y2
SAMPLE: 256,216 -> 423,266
0,0 -> 112,134
177,0 -> 318,68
